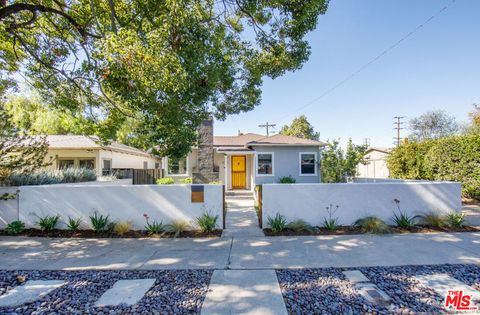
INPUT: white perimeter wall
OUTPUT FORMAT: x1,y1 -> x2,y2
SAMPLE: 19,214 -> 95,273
0,185 -> 223,230
262,182 -> 462,226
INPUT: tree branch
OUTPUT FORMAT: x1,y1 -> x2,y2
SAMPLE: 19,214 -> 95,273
1,3 -> 101,39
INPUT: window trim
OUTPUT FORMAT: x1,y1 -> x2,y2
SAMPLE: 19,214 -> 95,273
165,156 -> 189,176
299,152 -> 318,176
255,152 -> 275,177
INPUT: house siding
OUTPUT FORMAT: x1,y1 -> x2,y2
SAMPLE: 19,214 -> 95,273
252,146 -> 321,185
356,150 -> 390,179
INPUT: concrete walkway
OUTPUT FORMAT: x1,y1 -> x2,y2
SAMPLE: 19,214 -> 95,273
1,233 -> 479,314
222,196 -> 264,238
201,270 -> 287,315
1,232 -> 479,270
464,204 -> 480,227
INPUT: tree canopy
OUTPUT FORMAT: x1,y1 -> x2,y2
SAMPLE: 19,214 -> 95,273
279,115 -> 320,140
408,110 -> 459,141
0,0 -> 329,157
320,138 -> 367,183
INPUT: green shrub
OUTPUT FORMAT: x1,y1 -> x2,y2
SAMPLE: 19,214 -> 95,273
6,220 -> 25,235
37,215 -> 60,231
156,177 -> 175,185
89,211 -> 112,232
267,213 -> 287,233
166,220 -> 190,237
388,135 -> 480,200
445,212 -> 465,228
7,168 -> 96,186
208,181 -> 223,184
387,140 -> 436,180
180,177 -> 193,184
420,212 -> 445,228
144,214 -> 164,234
322,204 -> 340,231
354,216 -> 390,234
196,212 -> 218,233
278,175 -> 296,184
392,211 -> 418,228
424,135 -> 480,199
66,217 -> 82,232
287,220 -> 313,233
392,198 -> 418,228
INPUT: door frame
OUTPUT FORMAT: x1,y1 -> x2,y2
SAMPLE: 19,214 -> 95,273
231,155 -> 247,190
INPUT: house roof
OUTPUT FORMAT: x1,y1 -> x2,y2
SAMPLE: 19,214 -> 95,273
366,147 -> 392,154
43,135 -> 155,157
213,133 -> 326,148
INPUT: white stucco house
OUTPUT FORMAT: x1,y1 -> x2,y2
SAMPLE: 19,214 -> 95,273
356,147 -> 391,179
42,135 -> 162,176
163,120 -> 327,190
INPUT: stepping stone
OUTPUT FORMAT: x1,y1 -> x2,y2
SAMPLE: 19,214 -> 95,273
343,270 -> 370,283
356,282 -> 391,306
0,280 -> 66,307
95,279 -> 156,307
201,269 -> 287,315
415,274 -> 480,300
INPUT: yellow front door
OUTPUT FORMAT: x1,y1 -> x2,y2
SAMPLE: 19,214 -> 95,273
231,156 -> 246,189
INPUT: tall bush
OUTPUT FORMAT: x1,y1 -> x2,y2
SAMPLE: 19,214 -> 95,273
387,135 -> 480,199
424,135 -> 480,199
387,140 -> 435,180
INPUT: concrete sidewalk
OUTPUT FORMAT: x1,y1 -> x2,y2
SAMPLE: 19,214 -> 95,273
1,232 -> 479,270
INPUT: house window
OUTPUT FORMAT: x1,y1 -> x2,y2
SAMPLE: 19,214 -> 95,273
257,153 -> 274,176
299,152 -> 317,175
167,156 -> 188,175
102,159 -> 112,175
79,159 -> 95,170
58,159 -> 74,169
143,161 -> 148,169
155,162 -> 160,169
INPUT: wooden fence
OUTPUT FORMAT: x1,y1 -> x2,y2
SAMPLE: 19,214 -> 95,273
132,169 -> 163,185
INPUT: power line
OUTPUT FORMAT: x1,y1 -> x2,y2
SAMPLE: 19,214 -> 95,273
275,0 -> 457,124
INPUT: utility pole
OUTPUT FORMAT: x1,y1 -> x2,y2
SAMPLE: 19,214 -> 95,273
363,138 -> 371,147
393,116 -> 405,146
258,122 -> 276,136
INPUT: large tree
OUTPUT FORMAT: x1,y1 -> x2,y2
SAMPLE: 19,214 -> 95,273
0,105 -> 49,184
0,0 -> 329,157
408,110 -> 459,141
279,115 -> 320,140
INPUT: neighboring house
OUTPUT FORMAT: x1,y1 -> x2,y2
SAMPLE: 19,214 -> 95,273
356,147 -> 391,179
163,120 -> 327,190
42,135 -> 161,176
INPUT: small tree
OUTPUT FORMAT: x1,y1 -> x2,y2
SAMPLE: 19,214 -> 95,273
408,110 -> 459,141
320,140 -> 344,183
343,138 -> 368,177
280,115 -> 320,141
0,107 -> 49,184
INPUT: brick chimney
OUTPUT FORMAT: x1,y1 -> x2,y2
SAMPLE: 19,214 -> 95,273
193,118 -> 219,184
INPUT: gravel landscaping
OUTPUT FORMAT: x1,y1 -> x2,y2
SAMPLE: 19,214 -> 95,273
277,264 -> 480,314
0,269 -> 212,314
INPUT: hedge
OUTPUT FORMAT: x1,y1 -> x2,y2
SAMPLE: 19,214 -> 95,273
387,135 -> 480,200
7,168 -> 97,186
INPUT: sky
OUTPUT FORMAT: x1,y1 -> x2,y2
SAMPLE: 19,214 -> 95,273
214,0 -> 480,148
